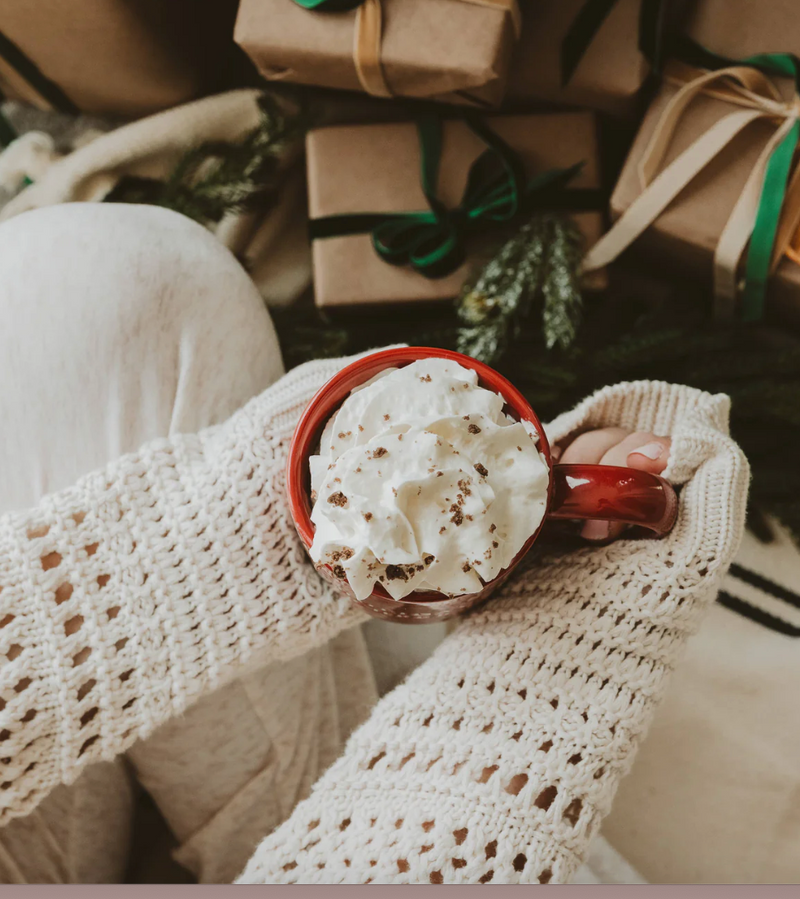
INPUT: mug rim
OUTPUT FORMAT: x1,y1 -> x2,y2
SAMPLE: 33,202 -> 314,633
286,346 -> 554,605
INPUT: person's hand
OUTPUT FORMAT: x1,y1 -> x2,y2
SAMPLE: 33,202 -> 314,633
553,428 -> 672,543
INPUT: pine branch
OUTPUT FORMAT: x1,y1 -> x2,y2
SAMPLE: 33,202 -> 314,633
542,217 -> 584,351
455,214 -> 583,364
107,93 -> 311,227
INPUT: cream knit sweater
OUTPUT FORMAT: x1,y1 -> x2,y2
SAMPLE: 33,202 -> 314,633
0,352 -> 748,883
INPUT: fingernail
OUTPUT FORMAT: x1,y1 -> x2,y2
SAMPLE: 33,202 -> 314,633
629,442 -> 664,461
581,520 -> 610,541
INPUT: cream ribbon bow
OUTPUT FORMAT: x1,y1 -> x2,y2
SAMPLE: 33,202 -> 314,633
583,61 -> 800,319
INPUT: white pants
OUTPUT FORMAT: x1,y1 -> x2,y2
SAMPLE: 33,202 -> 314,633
0,204 -> 380,883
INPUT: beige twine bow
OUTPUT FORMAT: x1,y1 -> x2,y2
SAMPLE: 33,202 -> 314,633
583,60 -> 800,319
353,0 -> 521,98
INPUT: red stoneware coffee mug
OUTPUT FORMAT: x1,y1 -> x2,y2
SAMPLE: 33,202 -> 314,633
287,347 -> 678,623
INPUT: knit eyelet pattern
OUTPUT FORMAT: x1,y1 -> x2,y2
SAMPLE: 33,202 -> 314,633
0,355 -> 372,824
238,380 -> 749,885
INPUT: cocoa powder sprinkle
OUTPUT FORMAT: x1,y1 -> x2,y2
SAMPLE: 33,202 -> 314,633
468,424 -> 481,434
474,463 -> 488,477
385,564 -> 410,582
327,491 -> 348,507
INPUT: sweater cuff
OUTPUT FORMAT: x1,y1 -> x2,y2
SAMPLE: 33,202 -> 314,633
544,380 -> 733,486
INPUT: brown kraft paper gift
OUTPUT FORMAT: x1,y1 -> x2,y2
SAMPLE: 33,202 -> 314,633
306,113 -> 606,311
0,0 -> 239,118
605,72 -> 800,328
235,0 -> 518,107
684,0 -> 800,59
506,0 -> 648,117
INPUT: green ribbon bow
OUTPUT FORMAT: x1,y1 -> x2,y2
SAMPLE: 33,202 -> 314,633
310,115 -> 599,280
677,39 -> 800,322
561,0 -> 669,85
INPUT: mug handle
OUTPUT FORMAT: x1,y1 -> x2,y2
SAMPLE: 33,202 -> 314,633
548,464 -> 679,536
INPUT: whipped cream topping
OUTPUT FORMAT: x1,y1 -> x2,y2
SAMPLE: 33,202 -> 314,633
308,358 -> 550,601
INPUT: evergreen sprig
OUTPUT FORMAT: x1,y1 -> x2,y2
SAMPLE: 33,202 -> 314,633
106,94 -> 310,226
456,215 -> 584,363
542,216 -> 584,350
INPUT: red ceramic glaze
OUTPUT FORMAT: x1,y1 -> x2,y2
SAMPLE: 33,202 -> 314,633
286,347 -> 678,623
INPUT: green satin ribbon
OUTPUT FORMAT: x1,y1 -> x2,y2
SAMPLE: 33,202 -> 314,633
676,39 -> 800,322
310,115 -> 598,279
290,0 -> 364,10
561,0 -> 668,85
741,54 -> 800,322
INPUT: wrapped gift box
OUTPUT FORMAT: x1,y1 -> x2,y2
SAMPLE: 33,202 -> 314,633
0,0 -> 239,118
608,71 -> 800,328
684,0 -> 800,58
506,0 -> 648,117
306,112 -> 607,312
235,0 -> 518,106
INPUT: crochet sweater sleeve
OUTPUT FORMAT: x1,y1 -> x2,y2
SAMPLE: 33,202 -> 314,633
0,355 -> 370,825
238,381 -> 750,885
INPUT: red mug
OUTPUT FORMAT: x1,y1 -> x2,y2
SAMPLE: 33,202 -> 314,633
287,347 -> 678,623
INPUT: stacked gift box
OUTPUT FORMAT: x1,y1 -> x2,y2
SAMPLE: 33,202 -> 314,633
602,0 -> 800,328
3,0 -> 800,329
234,0 -> 632,318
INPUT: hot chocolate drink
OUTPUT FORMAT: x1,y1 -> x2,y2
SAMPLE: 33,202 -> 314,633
308,358 -> 549,600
